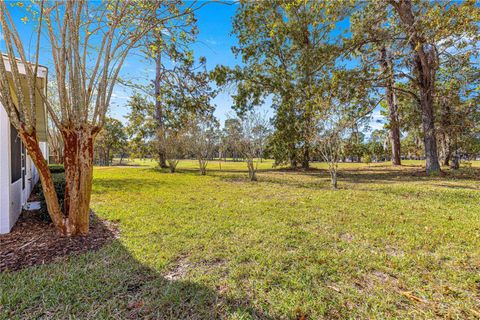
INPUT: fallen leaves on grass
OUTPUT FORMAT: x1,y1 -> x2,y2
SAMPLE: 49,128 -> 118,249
400,291 -> 427,303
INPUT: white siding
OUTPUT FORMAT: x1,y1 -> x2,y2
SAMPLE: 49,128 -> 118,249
0,106 -> 11,233
0,105 -> 42,234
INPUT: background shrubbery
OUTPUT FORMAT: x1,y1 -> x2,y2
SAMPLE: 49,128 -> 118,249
48,164 -> 65,174
35,165 -> 66,221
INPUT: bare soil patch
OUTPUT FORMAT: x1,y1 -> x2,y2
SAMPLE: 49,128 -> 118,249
0,210 -> 118,272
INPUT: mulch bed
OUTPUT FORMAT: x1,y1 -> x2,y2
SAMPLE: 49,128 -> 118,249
0,210 -> 118,272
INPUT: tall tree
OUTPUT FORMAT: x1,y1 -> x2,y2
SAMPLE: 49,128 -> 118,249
0,1 -> 184,235
124,55 -> 216,169
387,0 -> 479,173
436,64 -> 479,166
350,0 -> 479,172
141,1 -> 206,168
349,2 -> 404,166
380,46 -> 402,165
214,0 -> 349,169
95,117 -> 128,166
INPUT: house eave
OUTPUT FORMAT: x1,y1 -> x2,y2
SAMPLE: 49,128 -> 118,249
0,55 -> 49,142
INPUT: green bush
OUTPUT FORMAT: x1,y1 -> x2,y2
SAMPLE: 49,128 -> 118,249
36,173 -> 65,222
362,154 -> 372,164
48,164 -> 65,173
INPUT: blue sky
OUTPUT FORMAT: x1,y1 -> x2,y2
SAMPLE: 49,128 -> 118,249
1,2 -> 385,132
109,2 -> 251,126
109,2 -> 384,131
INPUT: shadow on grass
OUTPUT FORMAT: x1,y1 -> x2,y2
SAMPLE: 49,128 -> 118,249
0,217 -> 271,319
91,164 -> 479,197
92,176 -> 182,195
214,165 -> 480,192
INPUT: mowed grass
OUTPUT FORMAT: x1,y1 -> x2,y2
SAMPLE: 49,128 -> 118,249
1,160 -> 479,319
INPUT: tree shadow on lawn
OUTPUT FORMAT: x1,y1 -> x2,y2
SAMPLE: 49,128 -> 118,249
212,165 -> 479,194
92,177 -> 183,195
151,166 -> 282,175
263,165 -> 479,186
92,165 -> 479,195
164,161 -> 479,182
0,217 -> 270,320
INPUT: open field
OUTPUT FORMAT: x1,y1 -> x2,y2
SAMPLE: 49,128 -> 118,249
1,160 -> 479,319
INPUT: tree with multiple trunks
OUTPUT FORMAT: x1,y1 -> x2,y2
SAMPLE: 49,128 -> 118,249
386,0 -> 479,173
349,0 -> 479,173
164,128 -> 188,173
233,111 -> 270,181
0,0 -> 194,235
314,69 -> 380,188
187,116 -> 219,176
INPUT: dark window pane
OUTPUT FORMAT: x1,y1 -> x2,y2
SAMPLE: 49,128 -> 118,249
10,124 -> 21,183
22,145 -> 26,190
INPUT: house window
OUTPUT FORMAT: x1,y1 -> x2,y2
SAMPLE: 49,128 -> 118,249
10,124 -> 22,183
22,145 -> 26,190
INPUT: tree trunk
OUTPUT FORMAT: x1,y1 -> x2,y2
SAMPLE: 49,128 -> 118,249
198,159 -> 207,175
301,143 -> 310,169
330,170 -> 337,189
21,129 -> 66,234
380,46 -> 401,166
388,93 -> 402,166
62,127 -> 97,235
155,52 -> 167,168
440,97 -> 452,166
440,133 -> 451,166
391,0 -> 440,174
247,159 -> 257,181
301,21 -> 312,171
289,144 -> 297,169
450,152 -> 460,170
168,159 -> 178,173
290,158 -> 297,168
419,80 -> 440,174
106,148 -> 111,166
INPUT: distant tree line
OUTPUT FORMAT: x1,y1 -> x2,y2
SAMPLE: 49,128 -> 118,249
211,0 -> 479,178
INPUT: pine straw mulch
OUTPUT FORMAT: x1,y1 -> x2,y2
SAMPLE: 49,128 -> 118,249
0,210 -> 119,273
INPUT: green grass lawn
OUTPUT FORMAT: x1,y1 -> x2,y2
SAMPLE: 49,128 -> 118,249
1,160 -> 479,319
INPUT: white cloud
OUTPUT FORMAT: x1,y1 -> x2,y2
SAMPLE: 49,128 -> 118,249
362,108 -> 386,137
437,34 -> 475,56
205,39 -> 218,46
110,87 -> 131,106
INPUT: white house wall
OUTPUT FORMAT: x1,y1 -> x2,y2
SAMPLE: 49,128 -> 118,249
0,105 -> 10,234
0,57 -> 48,234
9,176 -> 23,231
0,105 -> 42,234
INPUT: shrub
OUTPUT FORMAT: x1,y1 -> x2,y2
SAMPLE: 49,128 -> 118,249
48,164 -> 65,173
36,173 -> 65,222
363,154 -> 372,164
